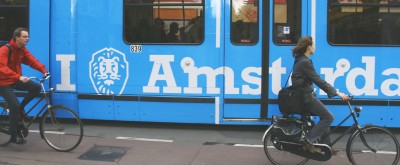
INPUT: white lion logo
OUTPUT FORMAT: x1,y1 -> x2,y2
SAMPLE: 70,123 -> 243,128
89,48 -> 129,95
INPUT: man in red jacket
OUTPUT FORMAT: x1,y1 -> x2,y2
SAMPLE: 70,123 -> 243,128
0,27 -> 48,144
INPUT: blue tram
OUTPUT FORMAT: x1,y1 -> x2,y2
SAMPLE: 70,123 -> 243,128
0,0 -> 399,126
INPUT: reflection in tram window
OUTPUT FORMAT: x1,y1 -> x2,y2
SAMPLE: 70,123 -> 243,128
231,0 -> 259,45
0,0 -> 29,41
273,0 -> 301,45
328,0 -> 400,45
124,0 -> 204,44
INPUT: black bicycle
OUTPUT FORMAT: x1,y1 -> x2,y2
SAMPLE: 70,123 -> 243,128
263,96 -> 400,165
0,76 -> 83,152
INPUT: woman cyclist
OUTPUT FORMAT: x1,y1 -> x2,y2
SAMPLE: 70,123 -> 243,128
291,36 -> 349,154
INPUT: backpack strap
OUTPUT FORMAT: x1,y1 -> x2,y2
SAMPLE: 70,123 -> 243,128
4,44 -> 12,64
284,63 -> 295,87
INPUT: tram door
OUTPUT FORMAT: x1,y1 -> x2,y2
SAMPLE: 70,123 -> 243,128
222,0 -> 306,122
266,0 -> 305,119
222,0 -> 265,121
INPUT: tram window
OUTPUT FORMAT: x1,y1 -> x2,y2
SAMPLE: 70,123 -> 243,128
328,0 -> 400,45
273,0 -> 301,45
124,0 -> 204,44
231,0 -> 259,45
0,0 -> 29,41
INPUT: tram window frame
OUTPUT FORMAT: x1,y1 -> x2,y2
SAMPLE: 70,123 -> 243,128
230,0 -> 259,46
123,0 -> 205,45
328,0 -> 400,46
0,0 -> 30,41
272,0 -> 302,46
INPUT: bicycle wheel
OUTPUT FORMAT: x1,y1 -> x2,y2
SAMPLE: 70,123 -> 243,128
347,126 -> 400,165
0,102 -> 11,146
263,127 -> 309,165
40,105 -> 83,152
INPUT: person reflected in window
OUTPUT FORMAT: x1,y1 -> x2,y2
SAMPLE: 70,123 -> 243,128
166,22 -> 179,43
232,20 -> 247,43
179,27 -> 187,42
185,16 -> 204,43
152,18 -> 167,43
1,0 -> 27,5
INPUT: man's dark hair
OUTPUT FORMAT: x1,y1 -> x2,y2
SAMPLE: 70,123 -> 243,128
13,27 -> 29,40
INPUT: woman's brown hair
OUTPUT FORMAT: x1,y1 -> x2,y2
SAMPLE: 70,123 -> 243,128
292,36 -> 313,57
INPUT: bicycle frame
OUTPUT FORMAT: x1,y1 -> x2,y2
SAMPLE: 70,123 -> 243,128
264,97 -> 400,165
0,75 -> 84,152
20,77 -> 54,129
328,100 -> 376,152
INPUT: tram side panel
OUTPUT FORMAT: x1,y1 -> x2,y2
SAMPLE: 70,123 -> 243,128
58,0 -> 219,123
314,1 -> 400,127
49,0 -> 79,113
222,0 -> 263,122
46,0 -> 400,126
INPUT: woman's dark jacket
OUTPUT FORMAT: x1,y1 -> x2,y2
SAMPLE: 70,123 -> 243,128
291,55 -> 337,107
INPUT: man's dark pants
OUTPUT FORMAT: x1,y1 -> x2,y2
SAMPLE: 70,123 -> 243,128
0,80 -> 41,139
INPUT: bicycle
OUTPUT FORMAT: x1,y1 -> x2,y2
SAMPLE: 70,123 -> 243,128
0,75 -> 83,152
262,96 -> 400,165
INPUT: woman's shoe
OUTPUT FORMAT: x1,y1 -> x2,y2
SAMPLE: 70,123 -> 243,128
331,148 -> 340,155
302,143 -> 322,154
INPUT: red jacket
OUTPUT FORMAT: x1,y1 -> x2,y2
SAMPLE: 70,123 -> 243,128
0,39 -> 47,86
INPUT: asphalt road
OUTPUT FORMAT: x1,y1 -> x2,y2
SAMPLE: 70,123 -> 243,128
0,121 -> 398,165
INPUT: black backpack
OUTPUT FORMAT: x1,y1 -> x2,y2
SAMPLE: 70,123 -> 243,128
0,40 -> 12,64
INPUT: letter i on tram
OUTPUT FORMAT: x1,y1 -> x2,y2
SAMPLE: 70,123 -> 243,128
1,0 -> 399,126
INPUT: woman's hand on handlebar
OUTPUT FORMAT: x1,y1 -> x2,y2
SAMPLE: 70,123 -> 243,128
337,92 -> 350,101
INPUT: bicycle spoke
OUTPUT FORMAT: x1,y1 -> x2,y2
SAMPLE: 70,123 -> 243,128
0,103 -> 11,146
348,126 -> 399,165
263,128 -> 309,165
40,106 -> 83,152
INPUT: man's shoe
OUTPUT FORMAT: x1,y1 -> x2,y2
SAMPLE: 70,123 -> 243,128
302,143 -> 322,154
10,136 -> 27,145
331,148 -> 340,155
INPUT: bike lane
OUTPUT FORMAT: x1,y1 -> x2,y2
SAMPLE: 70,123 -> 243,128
0,131 -> 357,165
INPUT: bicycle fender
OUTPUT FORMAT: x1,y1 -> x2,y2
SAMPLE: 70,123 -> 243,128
262,124 -> 274,142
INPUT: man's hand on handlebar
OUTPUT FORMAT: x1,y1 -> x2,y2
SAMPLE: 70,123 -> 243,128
19,76 -> 29,83
44,72 -> 51,79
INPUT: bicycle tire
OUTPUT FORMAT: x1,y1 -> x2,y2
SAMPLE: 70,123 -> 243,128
40,105 -> 83,152
0,102 -> 11,146
346,125 -> 400,165
263,126 -> 309,165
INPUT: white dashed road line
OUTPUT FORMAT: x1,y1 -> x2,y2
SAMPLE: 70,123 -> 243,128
233,144 -> 263,148
116,137 -> 174,143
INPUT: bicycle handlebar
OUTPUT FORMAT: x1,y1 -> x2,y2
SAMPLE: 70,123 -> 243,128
29,72 -> 51,83
44,72 -> 51,79
348,95 -> 354,101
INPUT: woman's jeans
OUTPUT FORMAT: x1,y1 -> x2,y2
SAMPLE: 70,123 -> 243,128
306,96 -> 334,145
0,80 -> 41,138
